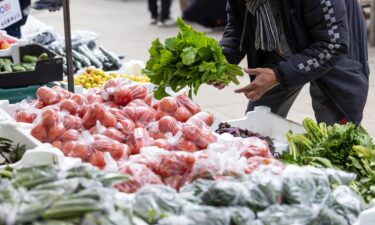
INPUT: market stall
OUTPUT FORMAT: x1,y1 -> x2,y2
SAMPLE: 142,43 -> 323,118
0,8 -> 374,225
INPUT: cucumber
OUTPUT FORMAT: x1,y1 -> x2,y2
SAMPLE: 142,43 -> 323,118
78,45 -> 103,68
72,50 -> 90,67
52,198 -> 99,208
21,63 -> 36,71
73,60 -> 83,71
15,204 -> 44,224
93,49 -> 108,63
99,46 -> 122,69
38,53 -> 49,60
12,65 -> 27,72
43,205 -> 103,220
23,55 -> 38,63
2,59 -> 13,72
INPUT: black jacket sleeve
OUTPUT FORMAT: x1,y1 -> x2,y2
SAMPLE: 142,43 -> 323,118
218,0 -> 246,65
275,0 -> 349,88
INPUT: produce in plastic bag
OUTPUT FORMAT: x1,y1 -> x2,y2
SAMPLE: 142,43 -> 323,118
115,163 -> 163,193
16,110 -> 37,123
92,134 -> 129,160
133,185 -> 186,223
157,215 -> 194,225
36,86 -> 63,105
230,207 -> 256,225
158,116 -> 181,135
241,137 -> 272,159
328,186 -> 364,224
59,99 -> 80,115
257,204 -> 317,225
182,204 -> 232,225
128,128 -> 153,154
189,111 -> 214,127
201,180 -> 251,207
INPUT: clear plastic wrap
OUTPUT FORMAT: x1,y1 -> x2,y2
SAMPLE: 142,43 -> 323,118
133,185 -> 186,223
182,205 -> 232,225
36,86 -> 63,106
328,186 -> 364,225
257,204 -> 317,225
115,163 -> 163,193
201,180 -> 251,207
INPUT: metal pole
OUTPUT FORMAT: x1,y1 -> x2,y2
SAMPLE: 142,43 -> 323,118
63,0 -> 74,93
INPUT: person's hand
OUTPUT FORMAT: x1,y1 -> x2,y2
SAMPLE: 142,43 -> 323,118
208,81 -> 226,90
235,68 -> 279,101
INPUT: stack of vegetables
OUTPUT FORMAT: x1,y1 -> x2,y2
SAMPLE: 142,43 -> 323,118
0,164 -> 133,225
281,118 -> 375,203
132,166 -> 364,225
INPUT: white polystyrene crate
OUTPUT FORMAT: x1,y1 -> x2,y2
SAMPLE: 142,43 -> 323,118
353,206 -> 375,225
213,106 -> 305,153
0,121 -> 40,150
0,31 -> 28,63
0,144 -> 82,170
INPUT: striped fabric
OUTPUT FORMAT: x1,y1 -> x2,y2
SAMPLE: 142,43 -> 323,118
245,0 -> 280,51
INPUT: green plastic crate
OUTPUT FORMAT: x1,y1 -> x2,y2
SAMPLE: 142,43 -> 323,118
0,83 -> 58,104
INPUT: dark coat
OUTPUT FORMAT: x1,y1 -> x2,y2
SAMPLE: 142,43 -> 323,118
219,0 -> 369,124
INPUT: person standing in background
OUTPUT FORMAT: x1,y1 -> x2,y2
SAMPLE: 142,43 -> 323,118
4,0 -> 31,38
148,0 -> 175,27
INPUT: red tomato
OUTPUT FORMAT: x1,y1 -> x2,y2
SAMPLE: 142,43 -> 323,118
195,133 -> 217,150
144,95 -> 152,105
52,86 -> 72,99
86,94 -> 102,104
61,141 -> 75,156
104,79 -> 122,91
90,150 -> 106,169
174,106 -> 192,122
118,119 -> 136,135
36,86 -> 62,105
60,129 -> 80,142
63,115 -> 82,130
155,110 -> 170,120
134,106 -> 155,127
152,101 -> 160,110
78,105 -> 89,118
48,123 -> 65,141
98,111 -> 117,128
159,97 -> 178,113
103,101 -> 120,109
128,128 -> 151,154
103,128 -> 126,142
92,137 -> 126,160
127,99 -> 148,107
158,116 -> 180,135
60,99 -> 79,115
16,111 -> 36,123
34,100 -> 45,109
52,140 -> 63,149
191,112 -> 214,126
31,124 -> 48,142
182,123 -> 202,141
42,109 -> 58,127
70,94 -> 85,105
153,139 -> 170,150
70,142 -> 92,161
114,86 -> 132,106
129,84 -> 148,100
82,106 -> 98,129
176,94 -> 200,114
175,138 -> 198,152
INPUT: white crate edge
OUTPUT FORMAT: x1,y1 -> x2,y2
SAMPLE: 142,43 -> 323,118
212,106 -> 305,153
0,144 -> 82,170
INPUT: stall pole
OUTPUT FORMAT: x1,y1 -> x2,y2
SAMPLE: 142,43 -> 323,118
63,0 -> 74,92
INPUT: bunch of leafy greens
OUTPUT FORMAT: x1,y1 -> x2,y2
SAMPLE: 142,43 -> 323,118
281,118 -> 375,203
143,18 -> 243,99
0,137 -> 26,165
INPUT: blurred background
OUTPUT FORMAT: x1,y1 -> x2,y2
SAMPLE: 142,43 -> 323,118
24,0 -> 375,134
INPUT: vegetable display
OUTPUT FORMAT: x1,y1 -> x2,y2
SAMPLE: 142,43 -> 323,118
14,80 -> 216,172
281,118 -> 375,203
0,137 -> 26,165
73,67 -> 150,89
0,164 -> 132,225
0,39 -> 16,50
0,53 -> 48,73
143,18 -> 243,99
133,166 -> 364,225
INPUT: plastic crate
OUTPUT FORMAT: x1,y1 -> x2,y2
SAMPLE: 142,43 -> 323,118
0,44 -> 63,88
0,84 -> 40,104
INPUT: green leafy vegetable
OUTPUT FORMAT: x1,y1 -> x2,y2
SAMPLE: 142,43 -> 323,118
281,118 -> 375,203
144,18 -> 243,99
0,137 -> 26,165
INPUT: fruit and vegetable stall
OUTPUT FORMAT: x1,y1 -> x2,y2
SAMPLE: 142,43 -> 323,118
0,19 -> 374,225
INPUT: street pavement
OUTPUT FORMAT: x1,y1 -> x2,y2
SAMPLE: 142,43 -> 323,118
31,0 -> 375,135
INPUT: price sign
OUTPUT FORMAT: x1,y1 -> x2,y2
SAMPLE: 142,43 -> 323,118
0,0 -> 22,30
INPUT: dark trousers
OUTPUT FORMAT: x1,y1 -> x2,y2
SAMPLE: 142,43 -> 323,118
148,0 -> 172,20
247,53 -> 343,125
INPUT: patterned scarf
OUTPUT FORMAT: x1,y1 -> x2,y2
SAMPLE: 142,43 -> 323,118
245,0 -> 280,51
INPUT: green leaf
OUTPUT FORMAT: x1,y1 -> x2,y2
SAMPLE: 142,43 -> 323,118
160,49 -> 174,66
181,47 -> 198,65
